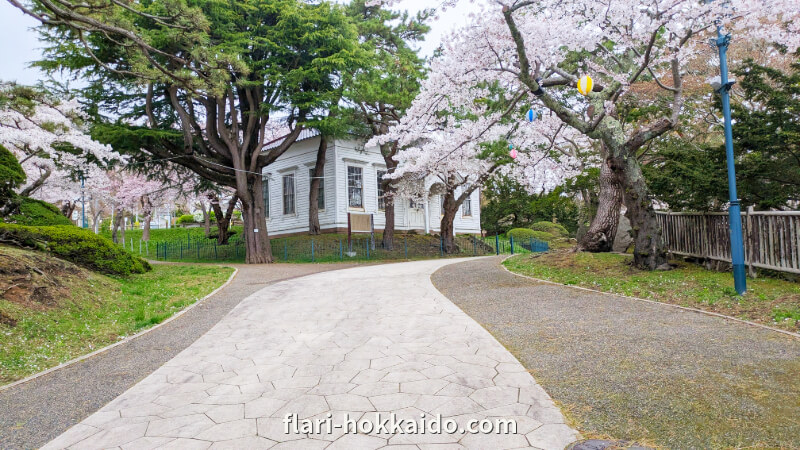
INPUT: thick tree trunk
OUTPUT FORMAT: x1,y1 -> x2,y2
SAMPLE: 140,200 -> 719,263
610,151 -> 669,270
210,194 -> 237,245
440,191 -> 458,254
382,195 -> 395,250
308,136 -> 327,235
577,157 -> 623,252
112,209 -> 124,244
239,176 -> 272,263
575,188 -> 595,242
381,144 -> 398,250
141,197 -> 153,242
199,201 -> 211,237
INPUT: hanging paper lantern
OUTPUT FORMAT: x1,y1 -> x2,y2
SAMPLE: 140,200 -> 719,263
525,108 -> 538,122
577,75 -> 593,96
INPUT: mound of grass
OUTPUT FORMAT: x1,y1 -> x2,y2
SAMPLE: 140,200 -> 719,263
0,223 -> 150,275
0,245 -> 233,385
504,251 -> 800,332
507,227 -> 554,242
531,221 -> 570,237
4,197 -> 72,226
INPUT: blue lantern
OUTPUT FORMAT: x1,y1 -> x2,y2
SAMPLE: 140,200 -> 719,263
525,108 -> 538,122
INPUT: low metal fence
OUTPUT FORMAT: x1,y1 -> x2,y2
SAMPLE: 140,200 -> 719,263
119,233 -> 548,263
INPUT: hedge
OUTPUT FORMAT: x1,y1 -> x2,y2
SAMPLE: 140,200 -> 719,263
5,197 -> 72,226
176,214 -> 196,225
507,228 -> 555,242
531,221 -> 570,238
0,223 -> 151,275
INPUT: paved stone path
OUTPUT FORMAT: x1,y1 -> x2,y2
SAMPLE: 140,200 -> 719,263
43,259 -> 578,449
0,263 -> 356,449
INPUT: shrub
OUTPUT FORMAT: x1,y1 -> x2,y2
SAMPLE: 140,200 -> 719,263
5,197 -> 72,226
0,223 -> 151,275
0,144 -> 25,196
531,221 -> 570,238
507,228 -> 554,242
176,214 -> 196,225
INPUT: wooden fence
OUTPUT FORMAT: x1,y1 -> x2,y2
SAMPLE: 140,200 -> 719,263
655,210 -> 800,274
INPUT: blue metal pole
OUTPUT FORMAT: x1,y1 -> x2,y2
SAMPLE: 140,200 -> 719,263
716,27 -> 747,295
495,233 -> 499,255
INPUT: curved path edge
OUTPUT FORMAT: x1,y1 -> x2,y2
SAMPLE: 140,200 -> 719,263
500,255 -> 800,339
0,263 -> 359,450
0,268 -> 240,394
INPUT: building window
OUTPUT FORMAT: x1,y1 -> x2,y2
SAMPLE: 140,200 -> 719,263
462,192 -> 472,217
377,170 -> 387,210
409,198 -> 423,209
309,168 -> 324,210
262,176 -> 269,218
347,166 -> 363,208
282,173 -> 295,215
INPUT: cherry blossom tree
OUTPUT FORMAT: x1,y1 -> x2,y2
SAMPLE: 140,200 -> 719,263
0,83 -> 121,217
373,0 -> 799,268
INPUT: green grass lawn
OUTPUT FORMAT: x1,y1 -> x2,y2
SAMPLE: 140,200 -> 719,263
0,245 -> 233,385
504,251 -> 800,332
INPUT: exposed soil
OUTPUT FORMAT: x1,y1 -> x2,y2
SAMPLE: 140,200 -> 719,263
0,246 -> 99,320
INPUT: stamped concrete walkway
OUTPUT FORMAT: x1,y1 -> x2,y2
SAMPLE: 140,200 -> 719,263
43,259 -> 578,449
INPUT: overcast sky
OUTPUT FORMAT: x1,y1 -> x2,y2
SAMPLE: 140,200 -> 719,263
0,0 -> 475,86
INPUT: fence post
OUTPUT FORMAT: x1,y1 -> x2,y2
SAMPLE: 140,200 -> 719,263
366,239 -> 370,259
214,242 -> 218,259
311,239 -> 315,262
405,236 -> 408,259
440,237 -> 444,257
510,235 -> 514,255
180,242 -> 183,259
495,233 -> 499,255
197,241 -> 200,259
339,239 -> 343,260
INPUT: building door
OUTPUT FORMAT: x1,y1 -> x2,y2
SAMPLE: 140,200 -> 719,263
408,199 -> 425,229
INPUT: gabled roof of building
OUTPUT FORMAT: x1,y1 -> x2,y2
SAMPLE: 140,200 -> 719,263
262,128 -> 321,151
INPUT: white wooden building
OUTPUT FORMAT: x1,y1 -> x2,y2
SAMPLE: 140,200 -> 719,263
261,129 -> 482,237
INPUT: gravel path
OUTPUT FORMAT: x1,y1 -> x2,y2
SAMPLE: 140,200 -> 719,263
431,257 -> 800,449
0,263 -> 356,450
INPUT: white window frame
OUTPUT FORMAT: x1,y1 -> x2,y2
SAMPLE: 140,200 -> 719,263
462,191 -> 473,217
377,170 -> 387,211
262,176 -> 270,219
282,173 -> 296,215
347,165 -> 364,210
309,168 -> 325,211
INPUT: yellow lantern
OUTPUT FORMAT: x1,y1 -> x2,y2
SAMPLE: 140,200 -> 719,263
577,75 -> 593,96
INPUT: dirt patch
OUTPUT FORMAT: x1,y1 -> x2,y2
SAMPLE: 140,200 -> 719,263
0,246 -> 92,319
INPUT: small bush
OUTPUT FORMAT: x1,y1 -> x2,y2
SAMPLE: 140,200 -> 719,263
531,221 -> 570,237
176,214 -> 196,225
5,197 -> 72,226
508,228 -> 554,242
0,223 -> 151,275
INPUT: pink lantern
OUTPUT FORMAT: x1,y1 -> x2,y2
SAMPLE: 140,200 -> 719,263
509,148 -> 518,159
